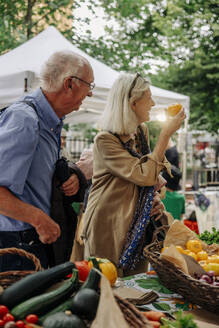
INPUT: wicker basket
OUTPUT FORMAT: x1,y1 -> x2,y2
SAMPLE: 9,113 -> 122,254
0,248 -> 42,289
143,238 -> 219,314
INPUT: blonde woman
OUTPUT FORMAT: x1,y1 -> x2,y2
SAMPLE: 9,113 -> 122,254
82,73 -> 186,276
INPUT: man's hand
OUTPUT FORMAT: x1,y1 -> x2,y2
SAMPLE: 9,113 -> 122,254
61,174 -> 79,196
33,210 -> 61,244
0,186 -> 61,244
76,149 -> 93,180
150,191 -> 165,220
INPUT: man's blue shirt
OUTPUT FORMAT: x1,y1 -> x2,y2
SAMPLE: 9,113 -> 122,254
0,88 -> 63,231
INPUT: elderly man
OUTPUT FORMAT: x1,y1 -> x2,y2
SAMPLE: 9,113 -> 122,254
0,50 -> 94,270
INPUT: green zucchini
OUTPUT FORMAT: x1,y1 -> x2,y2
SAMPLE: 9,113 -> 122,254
38,297 -> 74,325
43,312 -> 87,328
81,267 -> 101,291
0,261 -> 76,309
39,268 -> 101,324
11,269 -> 79,319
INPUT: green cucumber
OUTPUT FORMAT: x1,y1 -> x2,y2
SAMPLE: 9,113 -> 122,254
11,269 -> 79,319
0,261 -> 76,309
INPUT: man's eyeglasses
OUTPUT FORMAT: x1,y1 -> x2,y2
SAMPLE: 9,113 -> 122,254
70,76 -> 95,90
128,73 -> 142,99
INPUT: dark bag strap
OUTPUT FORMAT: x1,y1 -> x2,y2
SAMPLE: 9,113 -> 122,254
110,125 -> 150,158
0,100 -> 38,115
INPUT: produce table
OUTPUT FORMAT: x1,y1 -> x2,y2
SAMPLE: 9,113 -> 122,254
113,272 -> 219,328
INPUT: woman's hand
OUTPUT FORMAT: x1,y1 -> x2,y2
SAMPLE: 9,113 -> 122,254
150,192 -> 165,221
162,108 -> 186,137
152,108 -> 186,162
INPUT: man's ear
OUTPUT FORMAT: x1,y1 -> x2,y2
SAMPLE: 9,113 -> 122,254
63,77 -> 72,91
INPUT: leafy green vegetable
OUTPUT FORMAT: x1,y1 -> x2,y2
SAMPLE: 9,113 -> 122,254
135,278 -> 174,294
160,310 -> 198,328
153,302 -> 171,312
198,227 -> 219,245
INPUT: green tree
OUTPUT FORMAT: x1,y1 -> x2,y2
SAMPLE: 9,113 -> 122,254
73,0 -> 219,132
149,1 -> 219,133
0,0 -> 73,54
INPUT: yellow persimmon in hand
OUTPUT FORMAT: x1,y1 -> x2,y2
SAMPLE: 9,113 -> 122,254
167,104 -> 182,116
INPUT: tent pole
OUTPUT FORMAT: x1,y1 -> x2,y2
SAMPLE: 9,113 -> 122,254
181,103 -> 189,194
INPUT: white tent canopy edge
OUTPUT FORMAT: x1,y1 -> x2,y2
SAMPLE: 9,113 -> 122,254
0,26 -> 190,116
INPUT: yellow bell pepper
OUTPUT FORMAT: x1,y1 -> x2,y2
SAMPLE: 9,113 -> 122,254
88,257 -> 118,286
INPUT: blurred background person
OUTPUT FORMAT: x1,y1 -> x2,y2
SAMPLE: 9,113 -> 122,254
165,137 -> 180,168
161,165 -> 185,221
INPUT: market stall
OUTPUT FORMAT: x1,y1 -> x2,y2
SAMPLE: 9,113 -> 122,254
0,220 -> 218,328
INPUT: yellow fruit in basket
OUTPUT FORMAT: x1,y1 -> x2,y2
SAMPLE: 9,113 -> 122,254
182,249 -> 192,255
204,263 -> 219,276
187,252 -> 198,261
175,246 -> 184,254
161,247 -> 168,253
196,251 -> 208,261
207,255 -> 219,264
186,239 -> 202,254
167,104 -> 182,116
199,260 -> 207,266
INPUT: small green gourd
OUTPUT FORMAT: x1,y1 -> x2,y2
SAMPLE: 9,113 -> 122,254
43,312 -> 86,328
71,288 -> 99,321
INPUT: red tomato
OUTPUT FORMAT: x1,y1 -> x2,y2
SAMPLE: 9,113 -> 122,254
0,305 -> 9,318
15,321 -> 25,328
0,319 -> 4,327
3,313 -> 15,323
25,314 -> 38,324
75,260 -> 90,281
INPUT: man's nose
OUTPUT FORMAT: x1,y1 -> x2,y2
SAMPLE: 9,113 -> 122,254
87,90 -> 93,97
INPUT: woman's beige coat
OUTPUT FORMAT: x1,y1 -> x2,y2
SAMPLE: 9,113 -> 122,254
82,125 -> 170,275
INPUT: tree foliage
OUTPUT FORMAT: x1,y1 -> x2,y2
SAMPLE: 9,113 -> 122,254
72,0 -> 219,133
0,0 -> 73,55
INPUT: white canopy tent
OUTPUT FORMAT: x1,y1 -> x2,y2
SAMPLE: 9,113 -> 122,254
0,26 -> 189,190
0,26 -> 190,119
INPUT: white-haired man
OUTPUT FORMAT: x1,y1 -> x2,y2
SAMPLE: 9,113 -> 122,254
0,50 -> 94,270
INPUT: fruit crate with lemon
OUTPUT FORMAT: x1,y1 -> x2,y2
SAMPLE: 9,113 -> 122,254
143,221 -> 219,313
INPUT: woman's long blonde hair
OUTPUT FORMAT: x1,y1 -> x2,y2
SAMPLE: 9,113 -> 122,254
98,73 -> 150,134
